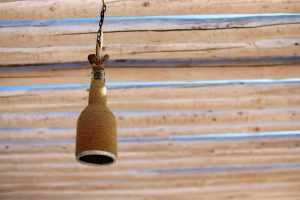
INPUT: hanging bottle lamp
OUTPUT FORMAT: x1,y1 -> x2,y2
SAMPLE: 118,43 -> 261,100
76,0 -> 117,166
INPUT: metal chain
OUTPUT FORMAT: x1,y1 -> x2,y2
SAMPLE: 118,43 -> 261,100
96,0 -> 106,58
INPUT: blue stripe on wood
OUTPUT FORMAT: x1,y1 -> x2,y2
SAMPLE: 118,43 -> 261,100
168,130 -> 300,141
1,56 -> 300,69
141,163 -> 300,174
0,14 -> 299,28
0,108 -> 299,118
0,78 -> 300,91
1,130 -> 300,145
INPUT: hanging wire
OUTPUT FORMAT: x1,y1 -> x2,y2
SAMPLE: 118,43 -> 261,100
96,0 -> 107,58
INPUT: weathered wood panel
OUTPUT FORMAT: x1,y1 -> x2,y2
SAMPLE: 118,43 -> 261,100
1,0 -> 300,199
3,20 -> 299,48
1,61 -> 300,85
1,138 -> 300,171
1,14 -> 299,65
1,138 -> 300,197
1,78 -> 300,199
1,0 -> 300,20
1,167 -> 299,200
1,80 -> 299,134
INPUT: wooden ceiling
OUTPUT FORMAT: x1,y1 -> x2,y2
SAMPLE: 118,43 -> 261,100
1,0 -> 300,199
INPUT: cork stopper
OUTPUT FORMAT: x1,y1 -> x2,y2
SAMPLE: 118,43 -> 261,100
88,54 -> 109,69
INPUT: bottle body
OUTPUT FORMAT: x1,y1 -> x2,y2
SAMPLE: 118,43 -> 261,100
76,78 -> 117,166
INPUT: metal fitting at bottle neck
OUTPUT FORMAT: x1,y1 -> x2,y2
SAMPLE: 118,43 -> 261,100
92,68 -> 105,80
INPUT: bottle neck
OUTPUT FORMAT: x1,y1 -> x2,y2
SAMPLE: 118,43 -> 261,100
92,68 -> 105,80
88,69 -> 107,105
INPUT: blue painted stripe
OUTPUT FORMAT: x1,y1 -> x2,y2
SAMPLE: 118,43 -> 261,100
141,163 -> 300,174
169,130 -> 300,141
1,78 -> 300,91
0,111 -> 80,118
1,56 -> 300,70
0,127 -> 74,131
1,14 -> 300,27
2,108 -> 297,117
0,84 -> 87,91
1,130 -> 300,146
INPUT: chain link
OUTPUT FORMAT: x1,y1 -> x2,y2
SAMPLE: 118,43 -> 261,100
96,0 -> 106,57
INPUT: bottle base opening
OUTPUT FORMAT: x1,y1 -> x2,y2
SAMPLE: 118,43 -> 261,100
76,150 -> 116,166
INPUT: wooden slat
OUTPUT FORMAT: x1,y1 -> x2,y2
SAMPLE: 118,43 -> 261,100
1,81 -> 299,110
2,42 -> 299,65
0,107 -> 299,128
1,137 -> 299,169
1,63 -> 300,85
0,81 -> 299,137
0,0 -> 300,20
0,169 -> 299,200
2,136 -> 299,157
2,150 -> 300,172
2,141 -> 300,161
1,121 -> 300,141
0,185 -> 299,200
1,165 -> 300,187
1,14 -> 299,65
1,174 -> 299,194
2,22 -> 299,48
1,162 -> 299,182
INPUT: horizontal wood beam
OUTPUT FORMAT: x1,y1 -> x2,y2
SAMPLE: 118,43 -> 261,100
0,0 -> 300,20
2,136 -> 298,155
2,121 -> 300,141
1,81 -> 299,136
1,141 -> 300,173
1,78 -> 300,90
2,56 -> 300,68
2,14 -> 300,29
0,169 -> 299,200
1,42 -> 299,65
1,152 -> 300,173
1,107 -> 299,128
1,60 -> 300,86
1,14 -> 299,65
